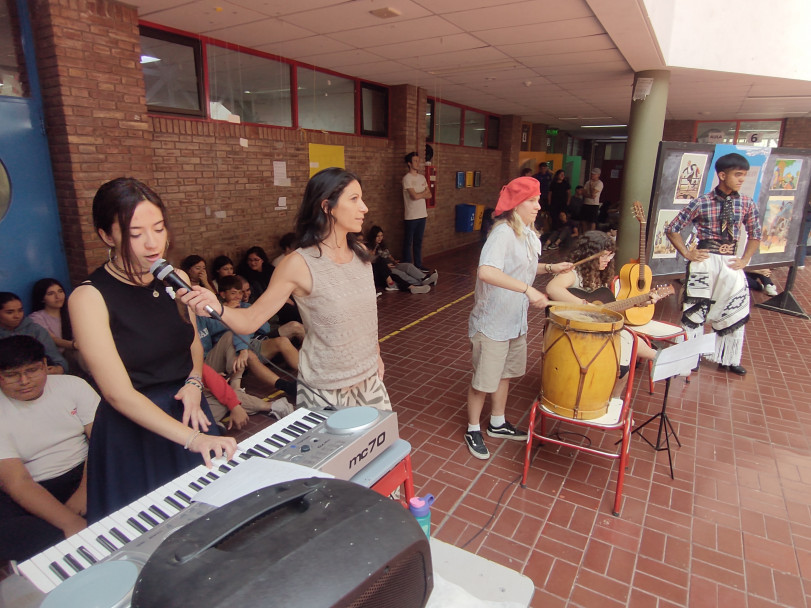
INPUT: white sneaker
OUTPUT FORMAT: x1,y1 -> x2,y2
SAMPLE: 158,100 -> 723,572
385,284 -> 399,291
424,270 -> 439,286
764,284 -> 778,296
409,284 -> 430,294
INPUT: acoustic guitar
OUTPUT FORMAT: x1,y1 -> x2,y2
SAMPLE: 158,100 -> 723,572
616,201 -> 654,325
568,284 -> 675,314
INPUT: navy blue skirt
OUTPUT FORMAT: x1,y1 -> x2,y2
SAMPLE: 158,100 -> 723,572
86,381 -> 220,523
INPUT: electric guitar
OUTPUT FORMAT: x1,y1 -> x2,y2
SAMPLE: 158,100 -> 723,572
616,201 -> 654,325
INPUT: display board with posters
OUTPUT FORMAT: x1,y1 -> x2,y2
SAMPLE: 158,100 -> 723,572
646,142 -> 811,278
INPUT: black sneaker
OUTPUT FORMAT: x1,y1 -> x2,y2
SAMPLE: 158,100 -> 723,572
464,430 -> 490,460
486,421 -> 528,441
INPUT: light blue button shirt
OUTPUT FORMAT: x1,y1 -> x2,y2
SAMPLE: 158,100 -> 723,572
468,222 -> 541,341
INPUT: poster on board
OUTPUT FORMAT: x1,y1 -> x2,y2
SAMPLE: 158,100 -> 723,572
760,196 -> 795,254
673,153 -> 707,204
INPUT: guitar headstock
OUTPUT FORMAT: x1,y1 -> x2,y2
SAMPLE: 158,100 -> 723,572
632,201 -> 646,225
651,284 -> 675,299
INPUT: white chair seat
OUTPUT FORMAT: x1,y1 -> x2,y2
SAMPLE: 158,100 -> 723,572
539,397 -> 624,427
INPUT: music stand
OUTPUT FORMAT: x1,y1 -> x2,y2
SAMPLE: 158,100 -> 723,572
631,333 -> 715,479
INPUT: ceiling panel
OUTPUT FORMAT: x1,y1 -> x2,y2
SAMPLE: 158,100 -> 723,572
474,17 -> 605,46
368,34 -> 486,61
203,18 -> 314,47
281,0 -> 432,34
444,0 -> 592,31
328,16 -> 463,48
253,36 -> 352,59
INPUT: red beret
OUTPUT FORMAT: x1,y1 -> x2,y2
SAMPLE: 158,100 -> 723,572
494,177 -> 540,216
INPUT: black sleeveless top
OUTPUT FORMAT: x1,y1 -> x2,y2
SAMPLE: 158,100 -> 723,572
86,267 -> 194,390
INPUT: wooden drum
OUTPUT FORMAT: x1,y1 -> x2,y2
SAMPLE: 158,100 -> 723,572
541,305 -> 624,420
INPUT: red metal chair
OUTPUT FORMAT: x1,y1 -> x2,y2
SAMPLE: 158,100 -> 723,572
521,327 -> 638,516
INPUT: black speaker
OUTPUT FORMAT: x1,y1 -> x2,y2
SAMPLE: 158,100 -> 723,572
131,478 -> 433,607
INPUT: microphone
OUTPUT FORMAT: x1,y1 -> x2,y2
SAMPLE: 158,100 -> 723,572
150,258 -> 223,321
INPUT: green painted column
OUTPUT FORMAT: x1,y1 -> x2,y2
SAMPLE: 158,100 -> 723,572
616,70 -> 670,266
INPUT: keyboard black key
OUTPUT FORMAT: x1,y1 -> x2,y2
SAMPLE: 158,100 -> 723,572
254,444 -> 273,456
292,422 -> 310,433
207,472 -> 219,481
265,437 -> 284,449
303,414 -> 321,425
49,562 -> 70,581
188,481 -> 202,491
309,411 -> 327,422
110,527 -> 131,545
96,534 -> 117,553
175,490 -> 192,504
272,434 -> 289,445
149,505 -> 170,521
239,452 -> 251,460
139,511 -> 159,527
227,459 -> 239,468
218,464 -> 231,473
165,496 -> 185,511
77,546 -> 98,565
126,517 -> 148,534
197,476 -> 211,486
282,428 -> 301,439
64,554 -> 84,573
246,448 -> 264,458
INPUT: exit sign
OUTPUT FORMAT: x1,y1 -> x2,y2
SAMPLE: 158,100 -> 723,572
546,128 -> 558,135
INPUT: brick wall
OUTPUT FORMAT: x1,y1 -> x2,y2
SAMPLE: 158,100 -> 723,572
663,120 -> 694,142
782,118 -> 811,148
31,0 -> 153,283
31,0 -> 518,280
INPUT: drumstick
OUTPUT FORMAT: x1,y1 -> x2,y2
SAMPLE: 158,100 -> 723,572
570,250 -> 605,269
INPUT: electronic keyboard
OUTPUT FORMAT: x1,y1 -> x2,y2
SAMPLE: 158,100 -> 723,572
18,406 -> 399,595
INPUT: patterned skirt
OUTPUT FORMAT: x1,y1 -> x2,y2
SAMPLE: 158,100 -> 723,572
295,374 -> 392,411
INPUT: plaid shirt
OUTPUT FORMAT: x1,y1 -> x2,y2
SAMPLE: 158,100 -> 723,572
667,188 -> 762,242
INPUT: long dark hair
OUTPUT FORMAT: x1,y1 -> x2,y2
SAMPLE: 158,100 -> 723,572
92,177 -> 168,284
366,225 -> 386,254
296,167 -> 371,263
30,278 -> 73,340
211,255 -> 234,278
567,231 -> 616,291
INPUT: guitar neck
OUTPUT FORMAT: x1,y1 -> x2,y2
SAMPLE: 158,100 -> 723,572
639,221 -> 647,272
601,292 -> 651,312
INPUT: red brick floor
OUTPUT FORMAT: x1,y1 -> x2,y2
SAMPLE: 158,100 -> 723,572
234,243 -> 811,608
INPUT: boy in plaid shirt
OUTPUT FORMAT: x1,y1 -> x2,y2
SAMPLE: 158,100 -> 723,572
666,153 -> 762,375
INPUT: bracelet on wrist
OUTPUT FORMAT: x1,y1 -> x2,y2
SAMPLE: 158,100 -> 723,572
184,430 -> 202,450
523,283 -> 529,294
545,263 -> 553,274
184,378 -> 203,391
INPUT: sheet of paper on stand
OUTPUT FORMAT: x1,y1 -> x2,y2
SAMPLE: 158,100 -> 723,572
652,332 -> 716,382
193,457 -> 332,508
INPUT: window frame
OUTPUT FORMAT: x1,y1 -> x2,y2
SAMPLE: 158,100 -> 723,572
427,96 -> 501,149
693,119 -> 783,148
139,24 -> 205,118
359,81 -> 389,138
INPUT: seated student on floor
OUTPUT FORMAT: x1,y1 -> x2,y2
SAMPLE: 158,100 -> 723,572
546,231 -> 659,365
237,246 -> 273,302
366,225 -> 437,294
0,292 -> 68,374
29,278 -> 85,374
236,275 -> 304,343
200,363 -> 292,431
197,275 -> 297,399
542,210 -> 578,250
272,232 -> 296,268
180,254 -> 216,294
210,255 -> 235,293
0,336 -> 99,562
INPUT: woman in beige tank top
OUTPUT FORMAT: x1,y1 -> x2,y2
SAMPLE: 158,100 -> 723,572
181,168 -> 389,411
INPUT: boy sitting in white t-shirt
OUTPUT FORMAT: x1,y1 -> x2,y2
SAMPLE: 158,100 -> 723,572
0,335 -> 99,561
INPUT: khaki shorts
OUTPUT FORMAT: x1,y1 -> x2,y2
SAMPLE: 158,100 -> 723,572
470,332 -> 527,393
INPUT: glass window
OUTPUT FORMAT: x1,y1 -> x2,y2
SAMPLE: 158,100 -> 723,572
296,67 -> 354,133
360,83 -> 387,136
463,110 -> 485,148
695,121 -> 736,145
207,45 -> 291,126
425,99 -> 434,142
140,27 -> 203,116
435,102 -> 461,145
487,116 -> 500,150
0,0 -> 28,97
737,120 -> 781,148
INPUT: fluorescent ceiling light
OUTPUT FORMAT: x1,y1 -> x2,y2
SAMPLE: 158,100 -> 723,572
581,124 -> 627,128
140,55 -> 160,64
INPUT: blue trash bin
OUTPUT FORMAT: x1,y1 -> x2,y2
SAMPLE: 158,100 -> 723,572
455,204 -> 475,232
